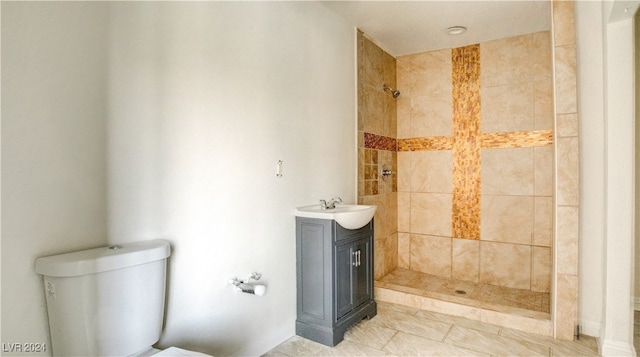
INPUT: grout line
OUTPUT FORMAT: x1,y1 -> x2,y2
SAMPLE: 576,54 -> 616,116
379,330 -> 399,353
441,323 -> 455,343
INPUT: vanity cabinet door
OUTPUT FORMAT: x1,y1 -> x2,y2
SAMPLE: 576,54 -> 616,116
334,235 -> 372,321
353,237 -> 372,308
335,242 -> 355,320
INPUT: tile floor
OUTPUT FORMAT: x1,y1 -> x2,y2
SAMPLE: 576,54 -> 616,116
264,302 -> 598,356
377,269 -> 550,317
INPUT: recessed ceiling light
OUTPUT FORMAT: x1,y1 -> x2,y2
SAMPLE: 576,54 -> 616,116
446,26 -> 467,35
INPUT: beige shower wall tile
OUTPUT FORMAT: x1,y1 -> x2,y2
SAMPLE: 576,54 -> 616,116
410,193 -> 452,237
357,82 -> 366,132
374,236 -> 386,280
534,79 -> 554,130
557,113 -> 578,137
481,147 -> 534,195
555,273 -> 578,340
385,232 -> 399,274
408,49 -> 452,97
410,234 -> 452,278
554,44 -> 578,115
452,238 -> 480,283
557,137 -> 579,206
557,205 -> 579,275
480,242 -> 531,290
396,55 -> 411,92
396,57 -> 412,140
378,191 -> 398,236
360,83 -> 386,135
397,95 -> 411,139
398,192 -> 411,232
532,246 -> 551,293
532,31 -> 553,81
358,35 -> 396,138
481,33 -> 534,87
553,0 -> 576,47
481,195 -> 533,245
534,146 -> 554,197
398,232 -> 411,269
361,35 -> 384,87
481,82 -> 535,133
382,50 -> 397,90
383,98 -> 397,139
411,95 -> 453,138
397,152 -> 410,192
534,197 -> 553,247
410,151 -> 453,193
357,148 -> 364,196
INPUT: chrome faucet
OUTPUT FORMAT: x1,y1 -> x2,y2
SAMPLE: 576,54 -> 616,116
320,197 -> 342,210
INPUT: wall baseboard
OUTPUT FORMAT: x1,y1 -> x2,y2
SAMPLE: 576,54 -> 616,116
600,339 -> 636,357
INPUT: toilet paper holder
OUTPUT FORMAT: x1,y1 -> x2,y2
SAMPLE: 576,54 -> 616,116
228,272 -> 266,296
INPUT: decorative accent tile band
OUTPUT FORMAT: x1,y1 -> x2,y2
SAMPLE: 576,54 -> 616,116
397,136 -> 454,151
396,131 -> 553,152
364,132 -> 397,151
451,44 -> 482,240
480,130 -> 554,148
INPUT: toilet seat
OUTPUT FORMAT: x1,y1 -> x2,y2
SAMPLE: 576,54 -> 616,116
153,346 -> 212,356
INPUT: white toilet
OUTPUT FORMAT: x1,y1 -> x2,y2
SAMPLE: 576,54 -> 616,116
35,239 -> 210,356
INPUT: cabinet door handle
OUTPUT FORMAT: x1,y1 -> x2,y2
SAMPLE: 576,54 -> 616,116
357,250 -> 361,267
352,251 -> 357,266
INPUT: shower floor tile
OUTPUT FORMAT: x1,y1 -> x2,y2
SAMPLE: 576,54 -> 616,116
376,268 -> 550,318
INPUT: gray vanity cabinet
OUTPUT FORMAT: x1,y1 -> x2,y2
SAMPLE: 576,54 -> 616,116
295,217 -> 377,347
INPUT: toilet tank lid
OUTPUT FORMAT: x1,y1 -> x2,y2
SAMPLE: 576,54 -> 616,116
35,239 -> 171,277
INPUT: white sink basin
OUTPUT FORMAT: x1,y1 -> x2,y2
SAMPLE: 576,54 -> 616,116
294,204 -> 377,230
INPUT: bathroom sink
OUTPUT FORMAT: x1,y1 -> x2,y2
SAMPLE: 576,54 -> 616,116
294,204 -> 377,230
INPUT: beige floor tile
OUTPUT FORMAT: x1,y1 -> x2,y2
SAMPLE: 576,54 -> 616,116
342,318 -> 397,350
499,327 -> 598,356
444,325 -> 550,356
263,336 -> 328,356
370,308 -> 452,342
415,309 -> 501,335
264,302 -> 598,357
383,331 -> 488,356
318,340 -> 388,356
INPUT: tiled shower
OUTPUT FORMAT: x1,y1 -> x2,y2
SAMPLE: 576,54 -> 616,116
359,28 -> 553,306
358,0 -> 580,339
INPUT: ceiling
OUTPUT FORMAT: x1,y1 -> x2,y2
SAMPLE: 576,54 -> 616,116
322,1 -> 552,57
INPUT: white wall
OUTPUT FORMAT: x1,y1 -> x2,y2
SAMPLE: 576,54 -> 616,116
576,1 -> 639,354
2,2 -> 355,356
600,1 -> 638,354
1,2 -> 109,354
107,2 -> 356,355
574,0 -> 606,336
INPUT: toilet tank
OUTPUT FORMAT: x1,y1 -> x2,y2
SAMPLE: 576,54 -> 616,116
35,239 -> 171,357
